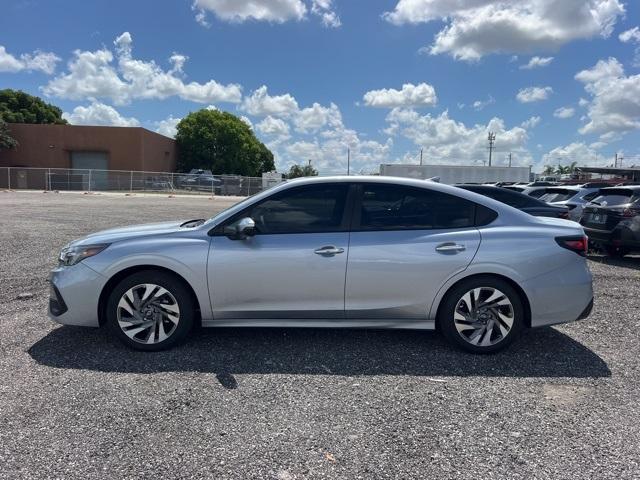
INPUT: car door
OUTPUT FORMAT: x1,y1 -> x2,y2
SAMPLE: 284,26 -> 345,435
208,182 -> 352,320
345,183 -> 482,320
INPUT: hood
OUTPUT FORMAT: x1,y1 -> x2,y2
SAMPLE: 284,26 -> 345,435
70,220 -> 200,246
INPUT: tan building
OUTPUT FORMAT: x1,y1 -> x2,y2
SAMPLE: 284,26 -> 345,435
0,123 -> 177,172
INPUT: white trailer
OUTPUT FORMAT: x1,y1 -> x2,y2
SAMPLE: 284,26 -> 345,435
379,164 -> 531,185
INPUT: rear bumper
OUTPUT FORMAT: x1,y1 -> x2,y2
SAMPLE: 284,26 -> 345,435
48,263 -> 106,327
584,224 -> 640,249
522,259 -> 593,328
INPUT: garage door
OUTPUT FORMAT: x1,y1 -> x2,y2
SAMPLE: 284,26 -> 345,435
71,151 -> 108,190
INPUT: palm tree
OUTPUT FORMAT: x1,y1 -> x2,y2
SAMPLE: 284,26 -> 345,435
542,165 -> 555,175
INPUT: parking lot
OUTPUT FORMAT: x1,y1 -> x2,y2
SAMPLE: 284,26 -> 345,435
1,191 -> 639,479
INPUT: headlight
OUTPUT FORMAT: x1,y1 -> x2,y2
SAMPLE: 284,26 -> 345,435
58,244 -> 109,266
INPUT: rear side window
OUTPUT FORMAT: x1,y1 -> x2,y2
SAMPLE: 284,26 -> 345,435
358,184 -> 479,231
243,183 -> 349,234
591,189 -> 638,207
465,187 -> 538,208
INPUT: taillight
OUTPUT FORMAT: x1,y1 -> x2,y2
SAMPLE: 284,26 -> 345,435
555,235 -> 588,256
559,211 -> 570,219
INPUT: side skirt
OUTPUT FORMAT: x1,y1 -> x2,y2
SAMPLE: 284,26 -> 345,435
200,318 -> 436,330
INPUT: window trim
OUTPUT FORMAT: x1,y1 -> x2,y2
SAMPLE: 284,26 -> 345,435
350,183 -> 482,232
211,182 -> 356,236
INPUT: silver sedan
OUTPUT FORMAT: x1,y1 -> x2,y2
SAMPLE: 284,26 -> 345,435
49,176 -> 593,353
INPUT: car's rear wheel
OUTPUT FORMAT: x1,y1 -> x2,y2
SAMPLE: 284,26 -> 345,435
439,276 -> 524,354
106,271 -> 194,351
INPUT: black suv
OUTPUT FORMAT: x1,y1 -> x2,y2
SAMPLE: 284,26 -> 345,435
580,186 -> 640,257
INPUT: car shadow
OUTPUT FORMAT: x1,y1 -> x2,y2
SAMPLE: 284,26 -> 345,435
28,326 -> 610,386
588,253 -> 640,271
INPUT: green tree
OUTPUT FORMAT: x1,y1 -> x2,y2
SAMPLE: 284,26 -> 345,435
175,109 -> 274,176
542,165 -> 555,175
0,119 -> 18,150
287,163 -> 319,178
0,89 -> 67,124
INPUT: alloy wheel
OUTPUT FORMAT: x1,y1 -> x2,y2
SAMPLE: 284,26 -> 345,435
116,283 -> 180,344
453,287 -> 514,347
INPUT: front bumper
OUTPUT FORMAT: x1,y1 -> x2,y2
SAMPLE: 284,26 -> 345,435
48,262 -> 107,327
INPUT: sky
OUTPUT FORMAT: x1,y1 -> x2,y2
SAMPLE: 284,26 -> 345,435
1,0 -> 640,174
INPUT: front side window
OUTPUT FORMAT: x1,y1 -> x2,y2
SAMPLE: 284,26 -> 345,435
358,184 -> 476,231
240,183 -> 349,234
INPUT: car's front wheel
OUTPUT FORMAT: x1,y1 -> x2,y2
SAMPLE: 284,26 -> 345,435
106,271 -> 195,351
439,276 -> 524,354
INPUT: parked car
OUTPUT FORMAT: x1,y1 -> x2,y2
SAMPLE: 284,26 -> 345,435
49,176 -> 593,354
537,186 -> 602,221
181,174 -> 223,192
580,186 -> 640,257
457,185 -> 570,219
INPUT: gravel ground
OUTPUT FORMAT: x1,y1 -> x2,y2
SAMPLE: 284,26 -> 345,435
1,191 -> 639,479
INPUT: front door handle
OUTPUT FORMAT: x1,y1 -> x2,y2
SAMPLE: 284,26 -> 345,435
314,246 -> 345,256
435,242 -> 466,253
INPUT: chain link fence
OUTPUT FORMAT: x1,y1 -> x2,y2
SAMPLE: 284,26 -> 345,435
0,167 -> 284,196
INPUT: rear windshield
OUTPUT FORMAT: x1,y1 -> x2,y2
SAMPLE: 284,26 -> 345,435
504,186 -> 524,192
590,189 -> 639,206
538,188 -> 577,203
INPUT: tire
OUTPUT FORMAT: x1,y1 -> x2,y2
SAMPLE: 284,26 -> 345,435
438,276 -> 525,354
106,270 -> 195,351
605,245 -> 630,258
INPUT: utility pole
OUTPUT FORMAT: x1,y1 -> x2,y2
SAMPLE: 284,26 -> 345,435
615,153 -> 618,168
420,148 -> 423,166
508,152 -> 512,167
347,148 -> 350,176
487,132 -> 496,167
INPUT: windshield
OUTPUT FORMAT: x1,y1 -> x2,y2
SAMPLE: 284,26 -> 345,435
204,181 -> 286,224
538,189 -> 577,203
590,189 -> 638,206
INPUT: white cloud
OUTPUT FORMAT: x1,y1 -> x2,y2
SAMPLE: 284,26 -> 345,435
521,116 -> 541,129
385,108 -> 532,166
516,86 -> 553,103
472,95 -> 495,111
155,115 -> 181,138
579,97 -> 589,107
63,101 -> 140,127
619,26 -> 640,43
542,142 -> 599,167
520,56 -> 554,69
362,83 -> 437,108
553,106 -> 575,119
575,57 -> 640,140
192,0 -> 339,27
0,46 -> 60,74
256,115 -> 291,140
619,26 -> 640,65
384,0 -> 625,61
311,0 -> 341,28
43,32 -> 242,105
293,102 -> 341,133
240,85 -> 299,117
192,0 -> 306,24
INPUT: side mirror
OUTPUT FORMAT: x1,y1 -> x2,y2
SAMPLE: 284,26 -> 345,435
224,217 -> 256,240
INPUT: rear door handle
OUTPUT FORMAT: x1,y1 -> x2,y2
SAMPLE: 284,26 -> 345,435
314,246 -> 345,256
435,242 -> 466,253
